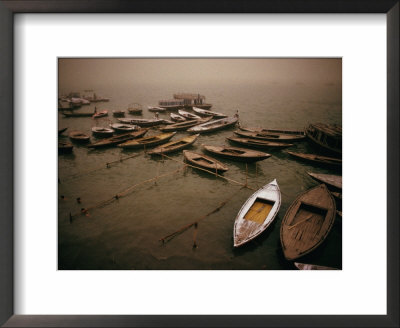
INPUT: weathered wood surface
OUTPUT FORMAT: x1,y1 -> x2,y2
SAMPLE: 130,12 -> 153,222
280,184 -> 336,260
147,134 -> 200,155
234,130 -> 305,142
183,150 -> 228,173
308,172 -> 342,190
203,145 -> 271,162
227,136 -> 293,149
287,151 -> 342,168
118,132 -> 176,149
234,179 -> 281,247
88,129 -> 148,148
187,117 -> 238,134
294,262 -> 338,270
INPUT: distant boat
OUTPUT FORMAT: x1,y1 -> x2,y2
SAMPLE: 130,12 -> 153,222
110,123 -> 140,134
287,151 -> 342,169
58,141 -> 73,154
187,117 -> 238,134
239,126 -> 305,136
118,132 -> 176,149
294,262 -> 338,270
234,130 -> 305,142
58,127 -> 68,135
192,107 -> 227,118
178,110 -> 202,120
173,93 -> 212,110
160,117 -> 212,132
183,150 -> 228,173
88,129 -> 148,148
234,179 -> 281,247
170,113 -> 186,122
117,118 -> 166,127
92,110 -> 108,119
307,172 -> 342,190
112,110 -> 125,117
147,134 -> 200,156
280,184 -> 336,260
62,111 -> 94,117
69,130 -> 90,143
148,106 -> 167,112
305,123 -> 342,156
91,127 -> 114,138
127,103 -> 143,115
227,136 -> 292,149
203,145 -> 271,162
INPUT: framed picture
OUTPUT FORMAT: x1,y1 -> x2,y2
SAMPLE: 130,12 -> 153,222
1,1 -> 398,327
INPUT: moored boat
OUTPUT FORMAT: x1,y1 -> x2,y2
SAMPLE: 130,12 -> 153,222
280,184 -> 336,260
234,130 -> 305,142
183,150 -> 228,173
287,151 -> 342,169
187,117 -> 238,134
192,107 -> 227,118
234,179 -> 281,247
227,136 -> 292,149
239,126 -> 305,136
294,262 -> 338,270
110,123 -> 140,133
62,111 -> 94,117
307,172 -> 342,190
118,132 -> 176,149
203,145 -> 271,162
69,130 -> 90,143
127,103 -> 143,115
112,110 -> 125,117
117,118 -> 165,127
178,110 -> 202,120
148,106 -> 167,112
91,127 -> 114,138
147,134 -> 200,156
88,129 -> 148,148
160,117 -> 212,132
170,113 -> 186,122
305,123 -> 342,156
58,141 -> 73,154
92,110 -> 108,118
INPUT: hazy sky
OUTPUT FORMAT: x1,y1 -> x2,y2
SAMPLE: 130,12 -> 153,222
58,58 -> 341,91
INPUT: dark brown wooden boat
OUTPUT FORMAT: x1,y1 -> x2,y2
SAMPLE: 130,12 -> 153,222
160,117 -> 212,132
234,130 -> 305,142
305,123 -> 342,156
88,129 -> 148,148
112,110 -> 125,117
280,184 -> 336,260
62,111 -> 93,117
127,103 -> 143,115
117,132 -> 176,149
239,126 -> 305,136
187,117 -> 238,134
147,134 -> 199,156
91,127 -> 114,138
183,150 -> 228,173
287,151 -> 342,168
69,131 -> 90,143
227,137 -> 292,149
203,145 -> 271,162
307,172 -> 342,190
58,141 -> 73,154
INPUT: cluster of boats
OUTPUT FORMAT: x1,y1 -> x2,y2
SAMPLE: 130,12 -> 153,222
58,91 -> 110,110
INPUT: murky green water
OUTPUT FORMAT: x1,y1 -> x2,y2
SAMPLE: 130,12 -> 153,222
58,79 -> 342,270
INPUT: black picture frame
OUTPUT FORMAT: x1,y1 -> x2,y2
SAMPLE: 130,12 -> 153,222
0,1 -> 398,327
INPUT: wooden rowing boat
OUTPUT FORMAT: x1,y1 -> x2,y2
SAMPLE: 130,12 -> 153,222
127,103 -> 142,115
110,123 -> 140,133
117,118 -> 165,127
91,127 -> 114,138
160,117 -> 212,132
58,141 -> 73,154
148,106 -> 166,112
239,126 -> 305,136
227,136 -> 292,149
147,134 -> 200,156
234,179 -> 281,247
62,111 -> 93,117
170,113 -> 186,122
234,130 -> 305,142
287,151 -> 342,168
118,132 -> 176,149
308,172 -> 342,190
183,150 -> 228,173
280,184 -> 336,260
112,110 -> 125,117
178,110 -> 202,120
305,123 -> 342,156
69,130 -> 90,143
187,117 -> 238,134
88,129 -> 148,148
294,262 -> 338,270
192,107 -> 227,118
92,110 -> 108,118
203,145 -> 271,162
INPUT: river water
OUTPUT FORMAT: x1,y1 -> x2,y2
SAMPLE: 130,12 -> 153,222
58,60 -> 342,270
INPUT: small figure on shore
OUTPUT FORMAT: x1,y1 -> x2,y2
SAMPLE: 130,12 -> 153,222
234,110 -> 239,119
154,112 -> 159,119
94,106 -> 97,114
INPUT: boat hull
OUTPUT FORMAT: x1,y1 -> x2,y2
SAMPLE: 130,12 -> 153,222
203,145 -> 271,163
183,150 -> 228,173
